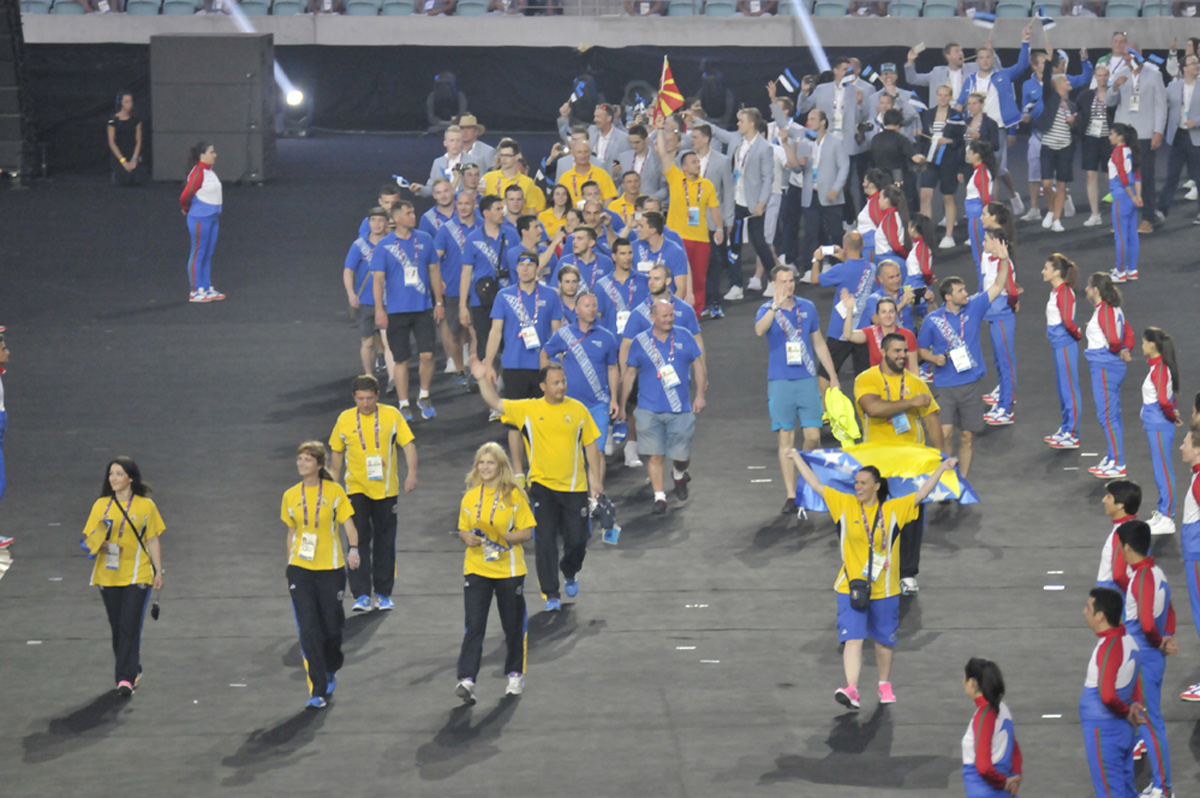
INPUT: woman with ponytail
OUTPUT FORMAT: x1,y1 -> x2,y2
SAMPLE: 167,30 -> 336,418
873,184 -> 912,269
1107,123 -> 1142,283
977,211 -> 1020,426
1141,327 -> 1183,536
1083,272 -> 1135,479
1042,253 -> 1082,449
281,441 -> 360,709
180,141 -> 225,303
962,658 -> 1022,797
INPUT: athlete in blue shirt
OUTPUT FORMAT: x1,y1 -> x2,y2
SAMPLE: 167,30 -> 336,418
619,264 -> 704,379
418,178 -> 455,239
814,233 -> 877,386
460,196 -> 521,363
372,201 -> 444,421
358,182 -> 399,239
503,216 -> 561,288
434,190 -> 481,380
634,211 -> 690,301
344,207 -> 391,378
556,227 -> 613,291
595,238 -> 651,339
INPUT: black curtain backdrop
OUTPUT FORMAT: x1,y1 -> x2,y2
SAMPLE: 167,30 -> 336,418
29,43 -> 1042,173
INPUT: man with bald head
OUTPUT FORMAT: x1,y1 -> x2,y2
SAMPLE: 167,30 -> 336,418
558,140 -> 619,207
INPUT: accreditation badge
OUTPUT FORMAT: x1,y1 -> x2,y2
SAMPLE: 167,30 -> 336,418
365,454 -> 384,481
658,364 -> 681,389
105,542 -> 121,571
298,532 -> 318,561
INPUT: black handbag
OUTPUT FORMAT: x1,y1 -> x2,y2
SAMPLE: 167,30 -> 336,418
475,233 -> 506,309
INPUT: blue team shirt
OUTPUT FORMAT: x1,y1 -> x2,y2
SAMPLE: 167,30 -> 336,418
622,295 -> 701,341
916,293 -> 992,386
556,252 -> 614,291
627,327 -> 703,414
543,323 -> 618,406
633,237 -> 689,290
370,230 -> 438,314
462,226 -> 521,307
344,236 -> 380,307
595,271 -> 651,337
434,217 -> 479,298
857,288 -> 915,333
629,226 -> 685,252
565,231 -> 612,260
489,283 -> 563,370
756,298 -> 821,381
503,242 -> 558,288
817,258 -> 876,340
419,207 -> 453,239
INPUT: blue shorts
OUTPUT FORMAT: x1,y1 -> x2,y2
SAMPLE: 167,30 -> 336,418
588,402 -> 610,451
768,378 -> 823,431
836,592 -> 899,645
633,407 -> 695,461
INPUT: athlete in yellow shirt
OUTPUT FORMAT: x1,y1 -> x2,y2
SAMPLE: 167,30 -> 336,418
281,441 -> 360,709
328,374 -> 417,613
539,185 -> 573,240
454,442 -> 535,704
483,139 -> 546,214
558,140 -> 618,206
81,457 -> 164,697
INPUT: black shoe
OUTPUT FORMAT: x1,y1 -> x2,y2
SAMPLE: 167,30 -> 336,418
781,497 -> 797,515
652,499 -> 667,515
673,472 -> 690,500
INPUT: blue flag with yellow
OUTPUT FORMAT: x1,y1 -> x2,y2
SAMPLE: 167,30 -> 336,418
796,441 -> 979,512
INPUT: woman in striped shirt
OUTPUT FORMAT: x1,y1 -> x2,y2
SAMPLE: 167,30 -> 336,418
1035,65 -> 1078,233
1077,63 -> 1113,227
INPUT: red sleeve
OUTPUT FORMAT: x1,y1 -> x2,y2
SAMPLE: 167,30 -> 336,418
1135,569 -> 1163,648
1098,637 -> 1132,716
1011,739 -> 1022,776
1114,147 -> 1130,187
1113,540 -> 1130,593
1099,305 -> 1123,353
180,164 -> 204,213
980,168 -> 992,204
1153,363 -> 1179,423
973,706 -> 1006,789
1058,287 -> 1082,340
1166,602 -> 1176,637
918,242 -> 934,284
1120,319 -> 1135,352
1004,262 -> 1020,311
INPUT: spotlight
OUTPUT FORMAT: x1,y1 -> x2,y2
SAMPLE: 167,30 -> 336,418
286,90 -> 304,107
276,86 -> 312,138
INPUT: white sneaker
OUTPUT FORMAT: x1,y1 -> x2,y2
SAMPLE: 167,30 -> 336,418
1023,207 -> 1043,223
1137,787 -> 1164,798
1041,212 -> 1054,229
763,283 -> 776,298
1051,220 -> 1065,233
189,289 -> 211,303
444,358 -> 458,374
982,386 -> 1000,406
899,577 -> 919,595
1087,457 -> 1112,474
505,672 -> 525,696
723,286 -> 744,301
984,408 -> 1015,426
747,276 -> 763,292
938,235 -> 956,249
1010,194 -> 1026,216
1063,193 -> 1076,218
937,217 -> 947,228
1083,213 -> 1103,227
455,679 -> 476,705
1188,186 -> 1199,201
1148,511 -> 1177,536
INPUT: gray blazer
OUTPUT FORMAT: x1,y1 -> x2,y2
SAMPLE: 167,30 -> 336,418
1107,67 -> 1167,141
707,123 -> 734,154
615,149 -> 666,200
417,154 -> 461,197
1165,78 -> 1200,146
801,132 -> 851,208
461,140 -> 496,173
865,88 -> 921,136
724,133 -> 774,210
801,81 -> 868,155
903,62 -> 979,108
701,149 -> 735,228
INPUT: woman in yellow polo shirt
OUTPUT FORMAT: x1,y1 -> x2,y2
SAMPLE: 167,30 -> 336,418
455,442 -> 535,705
789,449 -> 956,711
281,441 -> 360,709
81,456 -> 165,697
539,185 -> 573,241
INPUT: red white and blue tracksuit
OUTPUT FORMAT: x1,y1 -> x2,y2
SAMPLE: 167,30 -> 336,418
1182,466 -> 1200,644
180,161 -> 222,293
904,236 -> 933,326
1108,145 -> 1140,279
1079,625 -> 1142,798
1124,557 -> 1175,794
964,164 -> 992,268
961,696 -> 1022,797
1046,283 -> 1082,438
979,253 -> 1020,414
1097,514 -> 1136,593
873,206 -> 908,270
857,191 -> 882,263
1140,356 -> 1179,518
1084,302 -> 1134,468
0,367 -> 6,508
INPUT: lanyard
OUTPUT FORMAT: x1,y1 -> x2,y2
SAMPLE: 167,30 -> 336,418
859,502 -> 883,552
882,367 -> 906,402
103,495 -> 133,538
302,481 -> 323,529
565,326 -> 594,357
356,408 -> 381,451
683,177 -> 701,208
773,303 -> 801,341
475,485 -> 501,528
517,286 -> 539,326
571,170 -> 590,200
577,257 -> 599,290
646,331 -> 675,370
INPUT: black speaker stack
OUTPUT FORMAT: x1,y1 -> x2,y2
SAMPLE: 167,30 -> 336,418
0,0 -> 35,183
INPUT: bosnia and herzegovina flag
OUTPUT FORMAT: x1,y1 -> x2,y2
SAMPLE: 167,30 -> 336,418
795,441 -> 979,512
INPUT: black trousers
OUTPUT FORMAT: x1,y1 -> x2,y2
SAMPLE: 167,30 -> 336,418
800,202 -> 844,266
778,184 -> 804,265
457,572 -> 526,680
1157,131 -> 1200,217
99,583 -> 153,685
1138,138 -> 1159,223
818,337 -> 870,381
731,204 -> 773,287
706,229 -> 730,307
347,493 -> 397,599
287,565 -> 346,699
470,304 -> 494,361
843,152 -> 870,224
898,505 -> 926,580
529,482 -> 590,599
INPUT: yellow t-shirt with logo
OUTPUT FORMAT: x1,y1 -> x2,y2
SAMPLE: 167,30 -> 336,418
663,162 -> 719,243
558,165 -> 618,206
281,480 -> 354,571
853,367 -> 939,446
82,495 -> 165,587
501,397 -> 600,493
483,170 -> 547,215
539,207 -> 569,239
824,488 -> 917,599
458,484 -> 534,579
328,404 -> 415,499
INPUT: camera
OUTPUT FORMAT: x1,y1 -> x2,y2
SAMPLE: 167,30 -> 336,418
496,266 -> 510,281
856,122 -> 875,134
452,163 -> 469,173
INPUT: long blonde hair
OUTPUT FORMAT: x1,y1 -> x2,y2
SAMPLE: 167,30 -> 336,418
464,441 -> 523,501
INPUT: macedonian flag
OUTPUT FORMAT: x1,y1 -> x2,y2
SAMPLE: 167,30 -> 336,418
656,56 -> 684,121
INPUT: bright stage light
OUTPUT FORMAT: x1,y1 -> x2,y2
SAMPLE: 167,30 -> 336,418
286,90 -> 304,107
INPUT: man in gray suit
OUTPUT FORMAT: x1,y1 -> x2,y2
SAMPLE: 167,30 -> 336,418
456,114 -> 495,173
690,122 -> 735,315
1107,49 -> 1168,230
799,108 -> 851,272
721,108 -> 776,301
865,67 -> 921,137
1157,53 -> 1200,223
904,42 -> 979,109
614,124 -> 666,200
801,58 -> 869,219
557,103 -> 633,166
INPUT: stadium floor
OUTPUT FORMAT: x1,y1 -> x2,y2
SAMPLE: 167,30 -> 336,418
0,133 -> 1197,797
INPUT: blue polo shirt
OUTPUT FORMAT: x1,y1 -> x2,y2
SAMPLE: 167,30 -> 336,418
817,257 -> 876,340
756,298 -> 821,381
627,327 -> 703,414
434,217 -> 479,298
462,226 -> 521,307
490,283 -> 562,370
502,241 -> 558,287
419,206 -> 453,238
629,227 -> 685,252
543,323 -> 618,406
370,230 -> 437,314
622,295 -> 701,341
633,237 -> 689,288
344,236 -> 380,307
857,288 -> 914,333
916,292 -> 992,386
556,252 -> 614,291
595,271 -> 651,337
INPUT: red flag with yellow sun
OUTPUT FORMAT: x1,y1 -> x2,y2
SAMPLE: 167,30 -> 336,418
655,56 -> 684,122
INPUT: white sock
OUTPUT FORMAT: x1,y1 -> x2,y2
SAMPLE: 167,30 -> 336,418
654,491 -> 667,502
399,399 -> 410,407
625,440 -> 639,460
672,467 -> 686,481
418,389 -> 429,399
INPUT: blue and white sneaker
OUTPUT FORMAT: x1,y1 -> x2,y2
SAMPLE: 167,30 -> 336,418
351,595 -> 371,613
545,597 -> 562,612
611,421 -> 628,445
1044,429 -> 1066,443
564,577 -> 579,598
399,403 -> 413,421
326,672 -> 336,694
710,303 -> 725,319
375,595 -> 395,611
1049,432 -> 1080,450
983,407 -> 1014,426
417,398 -> 436,420
305,696 -> 327,709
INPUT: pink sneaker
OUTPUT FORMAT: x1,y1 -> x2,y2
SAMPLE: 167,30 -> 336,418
835,686 -> 860,710
878,681 -> 897,704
